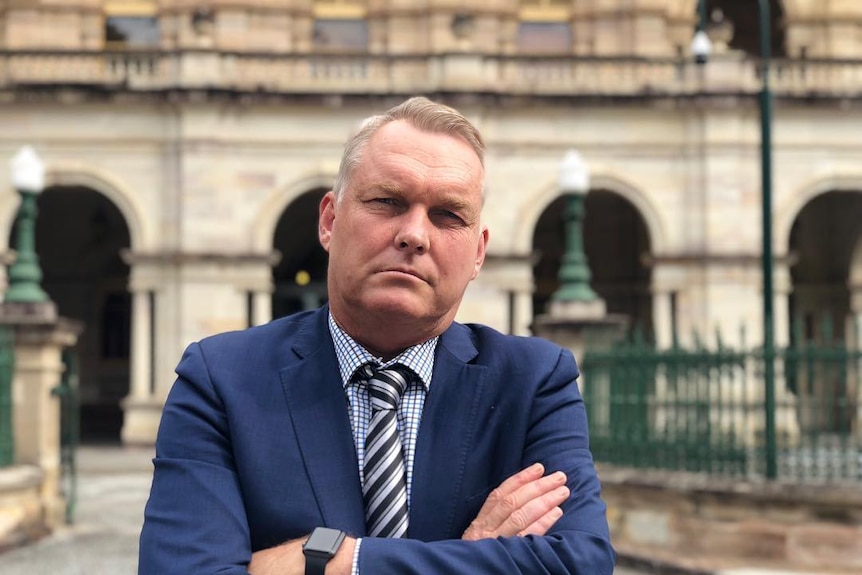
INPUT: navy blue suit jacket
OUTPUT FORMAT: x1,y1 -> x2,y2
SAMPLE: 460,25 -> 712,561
138,306 -> 614,574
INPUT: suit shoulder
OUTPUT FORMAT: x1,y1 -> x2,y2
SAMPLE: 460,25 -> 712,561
195,309 -> 318,356
460,322 -> 571,361
451,322 -> 580,384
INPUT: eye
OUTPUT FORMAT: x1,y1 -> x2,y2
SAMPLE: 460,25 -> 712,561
367,197 -> 400,209
433,209 -> 466,226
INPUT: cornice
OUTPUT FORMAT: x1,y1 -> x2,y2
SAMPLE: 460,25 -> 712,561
120,249 -> 281,266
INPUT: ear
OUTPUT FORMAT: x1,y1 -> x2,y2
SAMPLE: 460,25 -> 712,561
319,191 -> 337,252
471,225 -> 489,280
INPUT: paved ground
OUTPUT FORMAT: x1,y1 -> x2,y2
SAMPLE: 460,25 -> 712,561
0,446 -> 154,574
0,446 -> 668,574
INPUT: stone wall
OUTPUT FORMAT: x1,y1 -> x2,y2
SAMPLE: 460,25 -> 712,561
0,466 -> 47,551
601,465 -> 862,573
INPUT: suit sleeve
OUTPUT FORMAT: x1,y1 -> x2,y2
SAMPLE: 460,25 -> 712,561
357,346 -> 615,575
138,342 -> 253,575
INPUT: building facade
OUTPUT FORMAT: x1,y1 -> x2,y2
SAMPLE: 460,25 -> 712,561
0,0 -> 861,445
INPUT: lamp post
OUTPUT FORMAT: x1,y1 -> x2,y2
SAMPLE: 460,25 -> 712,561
691,0 -> 712,64
551,150 -> 598,303
693,0 -> 777,479
7,146 -> 49,303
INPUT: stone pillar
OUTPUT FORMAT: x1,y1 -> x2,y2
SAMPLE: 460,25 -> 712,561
120,288 -> 161,445
0,301 -> 82,530
533,150 -> 628,373
129,289 -> 152,401
773,260 -> 792,348
251,290 -> 272,327
462,253 -> 535,336
119,251 -> 278,445
533,301 -> 628,380
650,263 -> 686,349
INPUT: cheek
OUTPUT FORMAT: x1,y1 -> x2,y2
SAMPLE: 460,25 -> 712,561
334,220 -> 388,263
439,241 -> 482,279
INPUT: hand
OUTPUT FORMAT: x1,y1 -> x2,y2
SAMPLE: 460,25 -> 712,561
462,463 -> 569,541
248,535 -> 356,575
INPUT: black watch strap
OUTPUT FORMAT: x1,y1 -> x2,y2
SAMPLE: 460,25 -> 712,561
305,552 -> 330,575
303,527 -> 346,575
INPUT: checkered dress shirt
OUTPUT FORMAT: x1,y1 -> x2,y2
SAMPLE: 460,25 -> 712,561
328,312 -> 437,506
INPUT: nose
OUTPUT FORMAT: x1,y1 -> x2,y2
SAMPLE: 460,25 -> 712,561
394,209 -> 430,254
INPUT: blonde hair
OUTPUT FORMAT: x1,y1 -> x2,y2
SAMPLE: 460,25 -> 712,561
333,97 -> 485,200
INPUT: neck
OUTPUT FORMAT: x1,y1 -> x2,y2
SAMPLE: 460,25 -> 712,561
330,309 -> 446,362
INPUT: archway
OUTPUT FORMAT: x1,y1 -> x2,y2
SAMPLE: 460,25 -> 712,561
788,190 -> 862,435
272,188 -> 329,318
701,0 -> 787,58
21,186 -> 132,443
532,189 -> 653,335
789,191 -> 862,343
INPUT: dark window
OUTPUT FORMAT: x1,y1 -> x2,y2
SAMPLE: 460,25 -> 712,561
105,17 -> 160,48
313,19 -> 368,51
517,22 -> 571,54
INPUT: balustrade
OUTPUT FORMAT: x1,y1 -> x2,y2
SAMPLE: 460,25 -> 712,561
1,50 -> 861,98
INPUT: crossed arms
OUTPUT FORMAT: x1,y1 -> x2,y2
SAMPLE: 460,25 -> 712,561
138,325 -> 615,575
249,463 -> 572,574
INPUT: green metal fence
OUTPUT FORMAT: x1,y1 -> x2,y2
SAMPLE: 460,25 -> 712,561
0,326 -> 15,467
52,348 -> 79,522
581,327 -> 862,483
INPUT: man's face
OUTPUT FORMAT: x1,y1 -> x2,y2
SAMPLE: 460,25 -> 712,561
319,120 -> 488,352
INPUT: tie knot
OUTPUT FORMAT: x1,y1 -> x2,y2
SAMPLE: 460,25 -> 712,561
360,363 -> 410,411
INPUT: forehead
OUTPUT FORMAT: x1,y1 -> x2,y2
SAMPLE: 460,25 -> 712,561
359,120 -> 484,184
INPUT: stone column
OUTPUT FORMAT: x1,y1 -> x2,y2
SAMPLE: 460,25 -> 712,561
0,301 -> 82,530
119,250 -> 279,445
129,289 -> 152,400
650,263 -> 686,349
120,288 -> 161,445
251,290 -> 272,327
462,253 -> 535,336
533,150 -> 628,364
773,260 -> 792,348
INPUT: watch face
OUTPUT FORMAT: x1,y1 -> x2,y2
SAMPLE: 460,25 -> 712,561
304,528 -> 345,555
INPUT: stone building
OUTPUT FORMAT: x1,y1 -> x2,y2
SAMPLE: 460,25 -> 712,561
0,0 -> 860,446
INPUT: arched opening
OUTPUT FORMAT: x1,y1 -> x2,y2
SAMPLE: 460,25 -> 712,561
789,191 -> 862,343
702,0 -> 787,58
788,190 -> 862,435
532,190 -> 653,335
272,188 -> 329,319
23,186 -> 132,443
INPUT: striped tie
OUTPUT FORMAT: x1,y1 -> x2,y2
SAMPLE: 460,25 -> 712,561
359,363 -> 411,538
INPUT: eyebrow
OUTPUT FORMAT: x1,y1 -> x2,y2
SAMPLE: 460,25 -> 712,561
363,183 -> 481,221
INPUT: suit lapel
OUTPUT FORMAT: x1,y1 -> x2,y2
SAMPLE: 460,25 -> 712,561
280,309 -> 367,536
409,323 -> 487,541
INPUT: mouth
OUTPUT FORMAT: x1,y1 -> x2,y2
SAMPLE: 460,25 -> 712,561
379,267 -> 428,284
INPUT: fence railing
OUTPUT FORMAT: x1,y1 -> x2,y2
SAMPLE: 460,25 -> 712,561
0,326 -> 14,467
52,348 -> 79,523
581,330 -> 862,484
2,50 -> 862,98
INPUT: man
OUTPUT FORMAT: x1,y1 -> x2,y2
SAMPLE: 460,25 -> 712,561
139,97 -> 614,574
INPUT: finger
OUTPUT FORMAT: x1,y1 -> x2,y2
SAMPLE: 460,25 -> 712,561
508,485 -> 569,537
471,463 -> 546,529
519,505 -> 564,538
479,470 -> 567,533
495,463 -> 546,498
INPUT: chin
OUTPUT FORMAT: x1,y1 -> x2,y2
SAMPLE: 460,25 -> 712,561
361,292 -> 433,322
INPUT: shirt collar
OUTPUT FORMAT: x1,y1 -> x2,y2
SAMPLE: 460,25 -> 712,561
328,311 -> 437,391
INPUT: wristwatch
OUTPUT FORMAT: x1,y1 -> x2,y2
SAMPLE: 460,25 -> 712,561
303,527 -> 346,575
